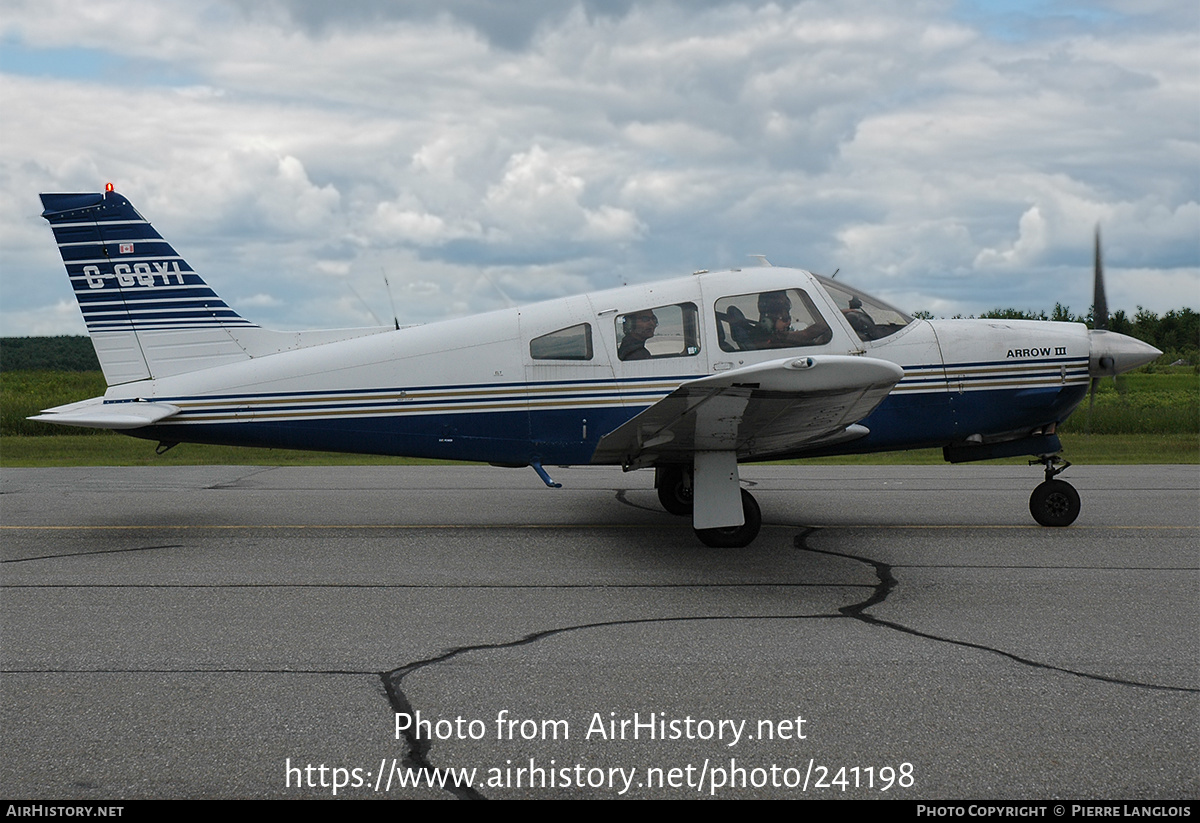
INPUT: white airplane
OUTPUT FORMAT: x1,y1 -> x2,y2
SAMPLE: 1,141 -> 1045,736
32,186 -> 1161,546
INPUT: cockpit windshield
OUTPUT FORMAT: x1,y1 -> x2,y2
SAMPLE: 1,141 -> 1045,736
814,275 -> 913,341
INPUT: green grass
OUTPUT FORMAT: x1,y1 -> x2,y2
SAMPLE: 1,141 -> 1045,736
775,434 -> 1198,465
1058,372 -> 1199,435
1,371 -> 109,437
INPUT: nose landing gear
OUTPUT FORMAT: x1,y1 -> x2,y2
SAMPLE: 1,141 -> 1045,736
1029,455 -> 1081,527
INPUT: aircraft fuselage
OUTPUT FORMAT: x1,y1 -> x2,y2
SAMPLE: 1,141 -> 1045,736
90,269 -> 1091,467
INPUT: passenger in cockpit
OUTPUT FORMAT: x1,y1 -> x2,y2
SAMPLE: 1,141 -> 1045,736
842,295 -> 877,340
618,309 -> 658,361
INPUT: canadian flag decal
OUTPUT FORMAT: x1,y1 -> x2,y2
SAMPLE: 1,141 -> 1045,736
119,243 -> 134,254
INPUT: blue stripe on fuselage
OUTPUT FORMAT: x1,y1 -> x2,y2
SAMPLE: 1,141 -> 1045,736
129,381 -> 1087,466
135,405 -> 641,465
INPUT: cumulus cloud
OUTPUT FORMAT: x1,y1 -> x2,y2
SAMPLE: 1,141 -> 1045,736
369,200 -> 482,247
482,145 -> 643,246
975,205 -> 1050,268
1,0 -> 1195,336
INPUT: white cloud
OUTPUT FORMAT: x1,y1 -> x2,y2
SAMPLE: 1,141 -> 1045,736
483,145 -> 644,245
368,201 -> 482,247
1,0 -> 1195,336
237,293 -> 282,308
0,299 -> 87,337
975,205 -> 1050,268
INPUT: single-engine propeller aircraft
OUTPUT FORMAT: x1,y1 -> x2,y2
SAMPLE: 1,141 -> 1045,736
33,186 -> 1161,546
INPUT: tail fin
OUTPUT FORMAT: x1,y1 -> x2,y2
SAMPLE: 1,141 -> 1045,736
41,188 -> 258,385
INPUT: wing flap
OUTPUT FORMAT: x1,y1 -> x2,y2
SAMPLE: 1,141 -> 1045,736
29,397 -> 180,430
593,355 -> 903,468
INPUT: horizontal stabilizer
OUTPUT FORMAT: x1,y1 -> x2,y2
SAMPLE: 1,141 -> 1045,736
593,355 -> 903,468
29,397 -> 180,430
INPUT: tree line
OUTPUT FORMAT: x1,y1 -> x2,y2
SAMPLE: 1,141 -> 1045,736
1,336 -> 100,372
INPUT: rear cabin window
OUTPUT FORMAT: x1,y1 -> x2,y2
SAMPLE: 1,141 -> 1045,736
530,323 -> 593,360
714,289 -> 832,351
615,303 -> 701,361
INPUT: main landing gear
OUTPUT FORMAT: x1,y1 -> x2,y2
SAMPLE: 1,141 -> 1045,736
654,464 -> 763,548
655,465 -> 694,517
1028,454 -> 1081,527
695,489 -> 762,548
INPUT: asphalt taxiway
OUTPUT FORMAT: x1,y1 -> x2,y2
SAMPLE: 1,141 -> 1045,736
1,464 -> 1197,799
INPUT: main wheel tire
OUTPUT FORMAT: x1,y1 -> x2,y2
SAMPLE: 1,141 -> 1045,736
1029,479 -> 1081,527
656,465 -> 694,516
695,489 -> 762,548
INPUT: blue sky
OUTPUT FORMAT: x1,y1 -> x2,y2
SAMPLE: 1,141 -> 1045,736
1,0 -> 1195,336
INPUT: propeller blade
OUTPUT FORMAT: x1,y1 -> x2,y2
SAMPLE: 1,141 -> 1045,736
1093,225 -> 1108,331
1087,228 -> 1161,376
1086,376 -> 1099,434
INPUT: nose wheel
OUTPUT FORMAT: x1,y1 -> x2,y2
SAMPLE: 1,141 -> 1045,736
1029,455 -> 1080,527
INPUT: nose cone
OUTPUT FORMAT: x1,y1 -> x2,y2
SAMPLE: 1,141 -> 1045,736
1088,329 -> 1162,376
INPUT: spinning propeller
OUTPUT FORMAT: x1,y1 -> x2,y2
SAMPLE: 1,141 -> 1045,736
1085,226 -> 1161,430
1085,228 -> 1160,378
1088,227 -> 1108,429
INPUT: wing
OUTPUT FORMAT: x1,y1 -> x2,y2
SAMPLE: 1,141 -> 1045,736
592,355 -> 903,469
29,397 -> 180,430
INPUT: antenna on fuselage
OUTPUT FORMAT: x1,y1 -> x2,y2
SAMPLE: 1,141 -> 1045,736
830,268 -> 840,279
479,270 -> 516,308
749,254 -> 772,267
382,268 -> 400,330
347,282 -> 383,326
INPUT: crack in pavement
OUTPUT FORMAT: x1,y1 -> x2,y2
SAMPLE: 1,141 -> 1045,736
205,466 -> 281,490
1,545 -> 184,564
379,610 -> 839,799
379,522 -> 1194,799
793,528 -> 1199,694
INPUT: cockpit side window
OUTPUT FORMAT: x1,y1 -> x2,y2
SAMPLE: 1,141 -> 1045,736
714,288 -> 832,352
615,303 -> 700,361
530,323 -> 593,360
816,276 -> 913,341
